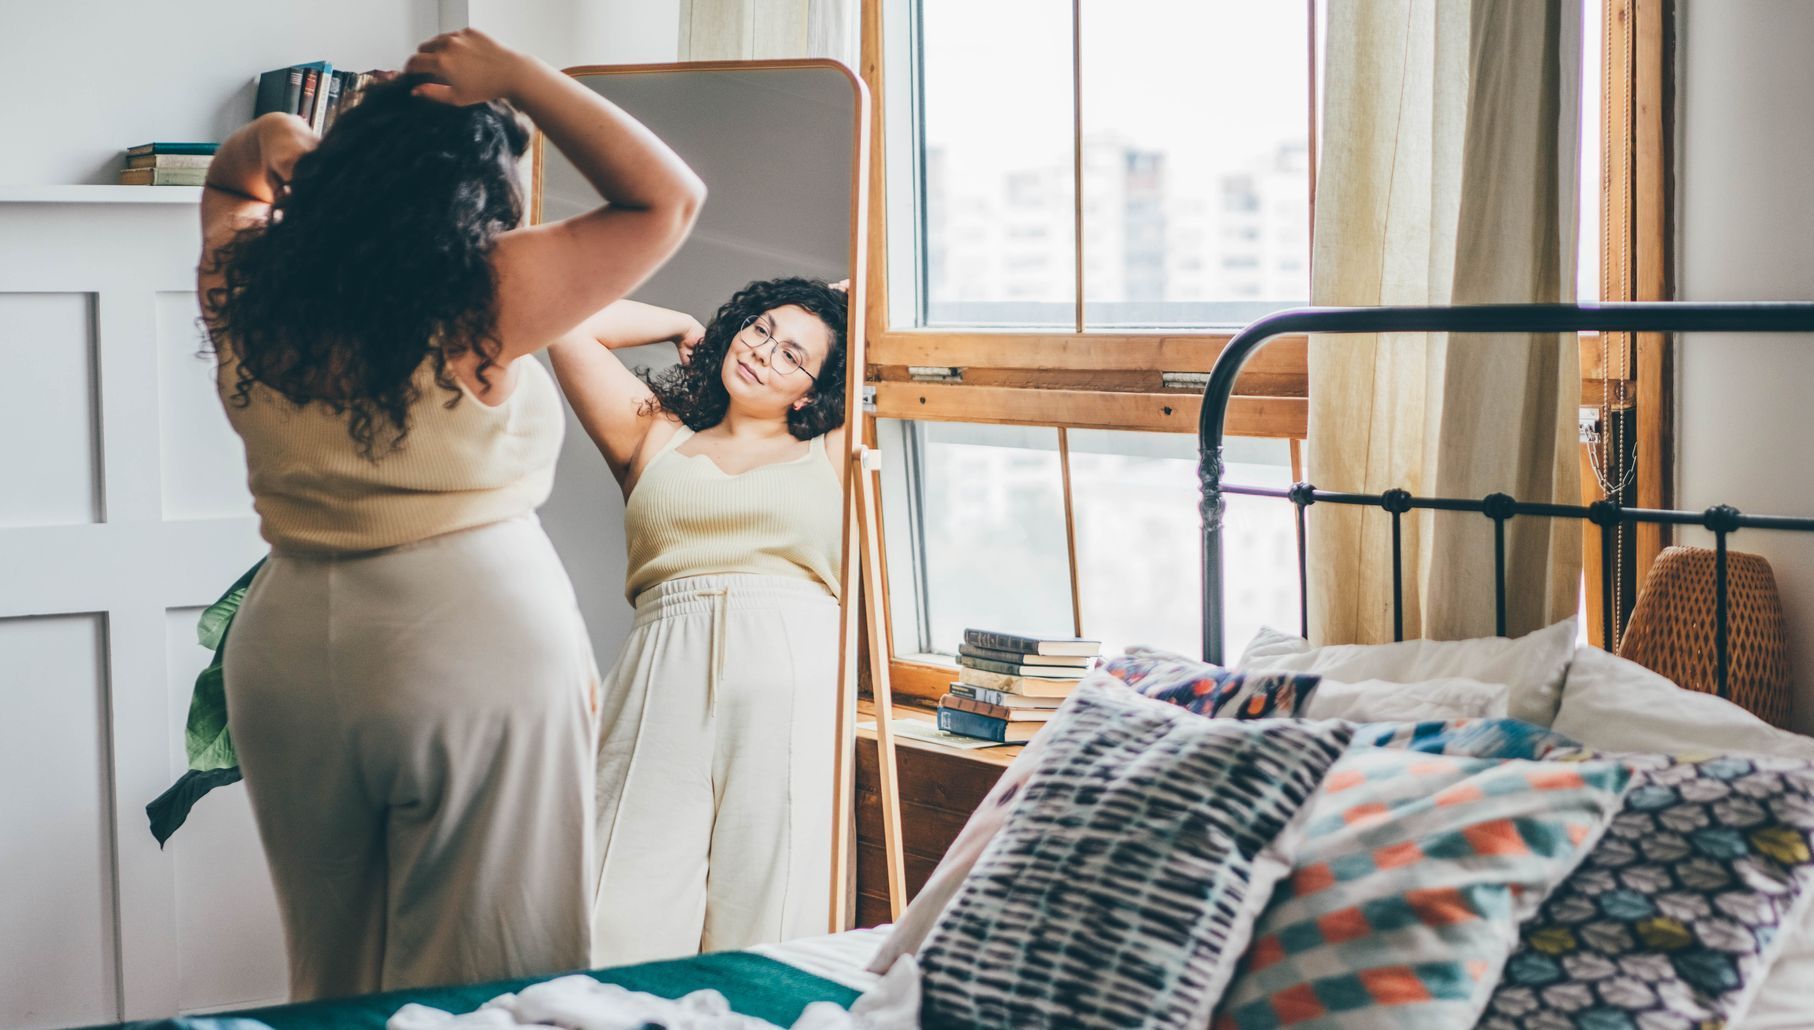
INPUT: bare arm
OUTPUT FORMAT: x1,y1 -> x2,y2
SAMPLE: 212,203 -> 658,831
548,301 -> 704,486
196,114 -> 317,296
404,30 -> 706,363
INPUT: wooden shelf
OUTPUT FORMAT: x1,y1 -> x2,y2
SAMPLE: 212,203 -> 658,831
855,697 -> 1025,767
0,185 -> 203,205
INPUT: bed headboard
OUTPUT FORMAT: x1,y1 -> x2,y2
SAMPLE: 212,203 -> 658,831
1198,302 -> 1814,698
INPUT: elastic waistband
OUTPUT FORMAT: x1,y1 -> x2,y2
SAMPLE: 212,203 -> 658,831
632,573 -> 837,625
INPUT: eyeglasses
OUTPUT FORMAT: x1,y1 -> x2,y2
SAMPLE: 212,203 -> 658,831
740,316 -> 817,381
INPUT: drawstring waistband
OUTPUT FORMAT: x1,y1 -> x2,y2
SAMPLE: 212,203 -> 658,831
703,586 -> 729,710
629,574 -> 838,713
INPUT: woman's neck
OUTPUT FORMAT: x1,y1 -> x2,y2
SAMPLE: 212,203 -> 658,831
714,407 -> 793,441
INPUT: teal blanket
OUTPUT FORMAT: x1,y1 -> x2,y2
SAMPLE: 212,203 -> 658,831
95,952 -> 858,1030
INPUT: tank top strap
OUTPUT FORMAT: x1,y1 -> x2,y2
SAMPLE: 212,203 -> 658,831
650,423 -> 695,462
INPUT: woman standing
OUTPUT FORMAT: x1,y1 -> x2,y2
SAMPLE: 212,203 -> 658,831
546,278 -> 848,964
198,31 -> 703,999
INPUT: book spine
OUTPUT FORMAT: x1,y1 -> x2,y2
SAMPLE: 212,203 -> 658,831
957,642 -> 1068,666
309,63 -> 336,133
958,654 -> 1083,679
964,684 -> 1021,707
941,695 -> 1049,721
962,629 -> 1044,654
120,168 -> 209,186
320,71 -> 345,134
956,654 -> 1028,677
284,67 -> 304,115
936,706 -> 1007,743
297,68 -> 319,120
255,68 -> 289,117
127,154 -> 214,170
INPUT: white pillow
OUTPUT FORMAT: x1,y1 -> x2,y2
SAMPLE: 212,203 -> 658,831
1741,901 -> 1814,1029
1552,644 -> 1814,761
1299,676 -> 1510,722
1236,618 -> 1577,727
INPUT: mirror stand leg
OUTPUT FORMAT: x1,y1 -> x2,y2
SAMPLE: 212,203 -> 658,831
856,446 -> 908,920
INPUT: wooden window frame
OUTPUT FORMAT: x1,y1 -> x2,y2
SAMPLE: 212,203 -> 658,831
856,0 -> 1669,694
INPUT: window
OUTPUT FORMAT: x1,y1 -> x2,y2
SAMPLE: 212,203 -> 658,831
917,0 -> 1314,330
862,0 -> 1663,679
879,420 -> 1300,662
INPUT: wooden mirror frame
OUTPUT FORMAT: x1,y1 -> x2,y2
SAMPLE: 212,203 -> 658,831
530,60 -> 872,932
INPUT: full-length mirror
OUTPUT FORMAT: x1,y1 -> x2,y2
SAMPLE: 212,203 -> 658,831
532,62 -> 866,965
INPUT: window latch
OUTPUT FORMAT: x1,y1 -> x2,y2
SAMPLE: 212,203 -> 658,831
862,384 -> 877,414
907,366 -> 963,384
1578,405 -> 1602,444
1161,371 -> 1212,391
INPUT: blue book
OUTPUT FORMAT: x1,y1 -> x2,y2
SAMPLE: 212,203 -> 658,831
937,705 -> 1038,743
125,142 -> 220,157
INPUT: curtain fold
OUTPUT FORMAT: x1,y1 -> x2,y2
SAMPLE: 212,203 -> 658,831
1306,0 -> 1582,645
679,0 -> 857,65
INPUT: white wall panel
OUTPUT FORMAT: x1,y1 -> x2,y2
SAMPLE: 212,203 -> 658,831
0,293 -> 101,528
0,613 -> 117,1030
163,607 -> 287,1013
157,292 -> 253,522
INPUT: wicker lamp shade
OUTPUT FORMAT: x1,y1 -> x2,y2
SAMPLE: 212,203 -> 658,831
1617,545 -> 1793,727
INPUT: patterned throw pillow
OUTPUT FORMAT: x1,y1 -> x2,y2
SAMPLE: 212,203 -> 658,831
1102,648 -> 1322,720
1480,749 -> 1814,1029
1356,718 -> 1581,761
918,678 -> 1353,1029
1215,747 -> 1631,1029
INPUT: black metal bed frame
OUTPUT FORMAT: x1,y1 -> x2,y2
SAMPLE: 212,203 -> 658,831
1198,303 -> 1814,699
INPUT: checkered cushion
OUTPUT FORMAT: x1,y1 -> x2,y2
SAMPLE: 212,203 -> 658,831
1214,747 -> 1631,1029
918,678 -> 1352,1029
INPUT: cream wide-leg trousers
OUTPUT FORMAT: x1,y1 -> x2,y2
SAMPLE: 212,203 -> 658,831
225,515 -> 600,1001
591,573 -> 840,966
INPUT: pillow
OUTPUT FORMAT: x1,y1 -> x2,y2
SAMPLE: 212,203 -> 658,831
1104,648 -> 1322,719
1237,617 -> 1578,727
1302,677 -> 1510,723
865,721 -> 1055,975
1553,645 -> 1814,761
1744,902 -> 1814,1029
1114,646 -> 1511,724
1215,747 -> 1631,1029
1479,748 -> 1814,1029
1355,718 -> 1580,762
916,679 -> 1354,1029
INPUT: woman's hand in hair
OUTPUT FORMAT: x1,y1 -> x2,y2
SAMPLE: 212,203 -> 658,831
404,28 -> 534,107
676,316 -> 706,366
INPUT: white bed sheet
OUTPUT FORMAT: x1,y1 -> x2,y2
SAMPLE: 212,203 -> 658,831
748,926 -> 890,994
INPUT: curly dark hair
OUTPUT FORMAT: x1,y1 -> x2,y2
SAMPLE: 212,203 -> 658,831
642,277 -> 849,440
201,74 -> 531,459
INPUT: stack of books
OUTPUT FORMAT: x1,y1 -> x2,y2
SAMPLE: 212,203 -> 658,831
936,628 -> 1102,744
119,143 -> 218,186
255,62 -> 376,136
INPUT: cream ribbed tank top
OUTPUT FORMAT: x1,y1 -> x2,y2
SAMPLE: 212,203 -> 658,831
623,426 -> 843,603
218,351 -> 564,554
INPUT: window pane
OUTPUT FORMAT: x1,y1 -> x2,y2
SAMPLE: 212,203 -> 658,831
920,0 -> 1076,327
1067,430 -> 1298,658
1080,1 -> 1311,328
917,423 -> 1074,654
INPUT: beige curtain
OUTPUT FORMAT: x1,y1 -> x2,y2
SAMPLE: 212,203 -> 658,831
1307,0 -> 1582,645
679,0 -> 857,65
